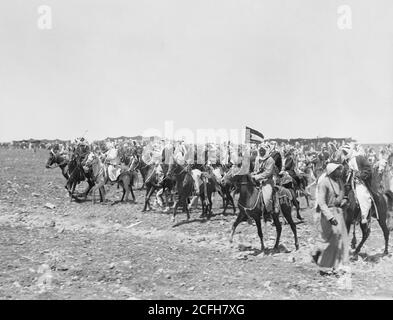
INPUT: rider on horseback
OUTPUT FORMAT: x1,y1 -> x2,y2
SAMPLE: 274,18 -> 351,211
251,143 -> 280,218
341,143 -> 375,225
73,137 -> 90,160
283,146 -> 302,189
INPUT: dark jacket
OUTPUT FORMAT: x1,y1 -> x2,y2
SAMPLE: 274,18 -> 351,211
270,150 -> 282,172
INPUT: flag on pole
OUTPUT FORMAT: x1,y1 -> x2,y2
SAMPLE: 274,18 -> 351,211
245,126 -> 264,144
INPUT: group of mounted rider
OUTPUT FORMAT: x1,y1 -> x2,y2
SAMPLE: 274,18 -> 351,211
45,137 -> 393,257
45,137 -> 393,216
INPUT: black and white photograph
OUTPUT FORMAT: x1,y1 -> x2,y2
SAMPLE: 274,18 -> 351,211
1,0 -> 393,304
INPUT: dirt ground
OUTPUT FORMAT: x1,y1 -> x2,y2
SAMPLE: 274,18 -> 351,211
1,149 -> 393,300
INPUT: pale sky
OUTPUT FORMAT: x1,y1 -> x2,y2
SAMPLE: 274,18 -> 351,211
0,0 -> 392,143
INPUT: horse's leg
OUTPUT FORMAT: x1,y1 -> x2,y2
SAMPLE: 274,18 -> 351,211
82,179 -> 94,199
147,186 -> 155,210
62,169 -> 69,180
293,198 -> 303,220
123,177 -> 131,202
142,186 -> 150,212
99,187 -> 103,202
222,193 -> 228,215
281,202 -> 299,250
354,220 -> 371,256
157,188 -> 165,209
164,187 -> 169,209
216,188 -> 225,209
229,192 -> 236,214
344,208 -> 357,249
230,210 -> 244,243
130,186 -> 136,203
91,185 -> 97,204
272,212 -> 282,252
377,211 -> 390,255
351,221 -> 357,250
208,191 -> 213,218
70,181 -> 77,203
100,185 -> 106,203
254,214 -> 265,252
304,193 -> 310,208
200,193 -> 205,218
120,183 -> 126,202
184,194 -> 191,220
172,200 -> 179,222
92,183 -> 104,204
216,188 -> 225,210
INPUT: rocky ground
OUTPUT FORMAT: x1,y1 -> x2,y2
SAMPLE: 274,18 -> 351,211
1,149 -> 393,300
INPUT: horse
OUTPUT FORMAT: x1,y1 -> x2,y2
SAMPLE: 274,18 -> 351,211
129,156 -> 175,212
277,171 -> 304,221
45,150 -> 70,180
212,164 -> 236,215
282,160 -> 308,219
167,160 -> 194,222
222,168 -> 299,252
83,152 -> 137,204
65,153 -> 95,202
194,168 -> 215,219
120,150 -> 146,190
343,165 -> 393,256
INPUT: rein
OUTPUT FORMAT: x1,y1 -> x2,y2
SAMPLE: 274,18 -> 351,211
144,167 -> 157,184
237,182 -> 263,215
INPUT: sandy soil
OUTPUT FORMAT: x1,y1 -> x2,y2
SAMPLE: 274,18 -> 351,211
1,149 -> 393,300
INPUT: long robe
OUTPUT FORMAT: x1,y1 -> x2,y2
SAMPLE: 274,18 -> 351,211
316,176 -> 349,269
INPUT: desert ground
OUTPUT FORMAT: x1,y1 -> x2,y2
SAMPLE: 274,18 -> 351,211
1,149 -> 393,300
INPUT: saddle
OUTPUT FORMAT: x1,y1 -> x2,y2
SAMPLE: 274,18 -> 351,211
106,164 -> 121,182
274,185 -> 293,206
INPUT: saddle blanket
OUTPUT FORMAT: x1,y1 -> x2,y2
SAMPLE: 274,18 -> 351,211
276,186 -> 293,203
108,165 -> 121,182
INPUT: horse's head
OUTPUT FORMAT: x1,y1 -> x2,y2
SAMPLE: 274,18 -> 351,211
45,150 -> 57,168
221,166 -> 245,187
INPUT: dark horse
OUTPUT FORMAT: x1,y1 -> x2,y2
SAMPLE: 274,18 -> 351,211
167,160 -> 194,222
223,169 -> 299,252
343,166 -> 393,256
45,150 -> 70,180
197,170 -> 215,219
65,153 -> 95,202
129,156 -> 175,212
213,163 -> 237,215
280,175 -> 304,221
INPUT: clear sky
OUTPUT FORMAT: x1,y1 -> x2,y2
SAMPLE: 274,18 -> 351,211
0,0 -> 392,143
